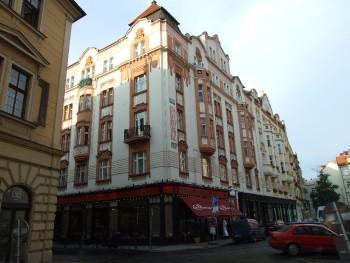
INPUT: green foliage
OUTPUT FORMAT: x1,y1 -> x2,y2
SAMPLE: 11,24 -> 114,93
310,173 -> 340,209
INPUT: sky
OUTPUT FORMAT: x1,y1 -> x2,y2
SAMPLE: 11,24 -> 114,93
69,0 -> 350,180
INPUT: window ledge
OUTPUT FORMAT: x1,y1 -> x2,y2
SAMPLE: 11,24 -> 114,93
0,2 -> 47,39
202,176 -> 213,181
96,178 -> 111,184
129,172 -> 150,178
134,90 -> 147,96
179,171 -> 189,177
0,110 -> 37,128
74,182 -> 88,187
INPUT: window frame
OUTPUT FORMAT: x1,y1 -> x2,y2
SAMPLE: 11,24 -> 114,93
75,161 -> 88,186
133,151 -> 147,175
21,0 -> 42,29
4,65 -> 30,119
97,159 -> 111,182
134,74 -> 146,94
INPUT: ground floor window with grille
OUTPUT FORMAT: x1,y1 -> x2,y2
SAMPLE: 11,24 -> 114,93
98,159 -> 110,182
75,161 -> 88,185
133,152 -> 146,175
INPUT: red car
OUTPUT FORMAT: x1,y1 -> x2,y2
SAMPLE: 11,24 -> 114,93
269,223 -> 338,256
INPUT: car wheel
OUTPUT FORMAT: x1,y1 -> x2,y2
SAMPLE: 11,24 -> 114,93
287,243 -> 300,256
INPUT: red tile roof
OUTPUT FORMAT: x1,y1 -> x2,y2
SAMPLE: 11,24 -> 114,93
128,1 -> 162,26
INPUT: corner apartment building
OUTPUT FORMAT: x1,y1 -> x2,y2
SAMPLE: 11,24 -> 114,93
0,0 -> 85,262
55,1 -> 303,244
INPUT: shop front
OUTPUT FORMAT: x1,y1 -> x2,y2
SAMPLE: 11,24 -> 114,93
238,192 -> 297,225
55,183 -> 241,245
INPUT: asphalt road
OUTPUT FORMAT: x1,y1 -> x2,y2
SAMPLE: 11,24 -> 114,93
53,240 -> 341,263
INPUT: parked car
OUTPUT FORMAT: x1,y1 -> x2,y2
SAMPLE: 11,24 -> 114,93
265,220 -> 285,235
231,218 -> 266,243
268,223 -> 338,256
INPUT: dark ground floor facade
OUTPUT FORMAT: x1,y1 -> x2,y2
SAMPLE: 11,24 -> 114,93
55,183 -> 240,245
54,184 -> 298,246
239,192 -> 297,224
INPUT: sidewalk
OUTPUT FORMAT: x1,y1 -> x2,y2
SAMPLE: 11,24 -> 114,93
53,238 -> 233,254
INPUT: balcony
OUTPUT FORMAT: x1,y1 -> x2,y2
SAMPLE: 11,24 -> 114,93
79,78 -> 92,88
124,125 -> 151,144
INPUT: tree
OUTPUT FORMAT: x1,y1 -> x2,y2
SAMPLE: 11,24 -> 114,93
310,173 -> 340,209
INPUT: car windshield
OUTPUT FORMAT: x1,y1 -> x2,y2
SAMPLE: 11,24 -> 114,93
277,225 -> 292,232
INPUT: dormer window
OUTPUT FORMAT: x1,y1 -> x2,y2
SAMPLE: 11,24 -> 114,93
21,0 -> 41,28
135,42 -> 145,57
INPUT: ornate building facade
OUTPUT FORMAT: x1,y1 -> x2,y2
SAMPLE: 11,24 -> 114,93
0,0 -> 85,262
55,1 -> 303,244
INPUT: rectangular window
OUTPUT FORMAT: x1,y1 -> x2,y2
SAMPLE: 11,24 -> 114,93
108,88 -> 114,105
5,66 -> 29,118
84,127 -> 89,145
77,127 -> 82,145
135,42 -> 145,57
215,101 -> 222,117
59,168 -> 67,188
220,163 -> 227,182
98,159 -> 110,181
79,95 -> 84,111
200,117 -> 207,137
240,113 -> 246,129
85,95 -> 91,111
68,104 -> 73,119
134,74 -> 146,93
65,78 -> 70,89
202,157 -> 211,178
63,105 -> 69,120
177,110 -> 183,130
107,121 -> 113,141
175,74 -> 181,91
75,162 -> 88,185
267,135 -> 271,147
207,87 -> 212,104
246,169 -> 252,188
243,141 -> 249,157
198,84 -> 204,102
226,109 -> 232,124
277,144 -> 282,154
86,67 -> 91,78
70,76 -> 74,88
101,122 -> 106,142
179,151 -> 187,173
109,57 -> 114,70
174,43 -> 182,57
133,152 -> 146,175
232,166 -> 239,184
103,60 -> 108,73
101,90 -> 108,107
21,0 -> 41,28
1,0 -> 12,7
270,155 -> 273,166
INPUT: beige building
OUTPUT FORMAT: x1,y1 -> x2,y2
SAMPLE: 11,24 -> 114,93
55,1 -> 304,245
0,0 -> 85,262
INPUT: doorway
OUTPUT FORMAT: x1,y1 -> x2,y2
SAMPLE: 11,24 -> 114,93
0,186 -> 30,263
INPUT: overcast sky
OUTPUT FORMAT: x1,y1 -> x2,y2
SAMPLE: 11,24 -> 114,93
69,0 -> 350,179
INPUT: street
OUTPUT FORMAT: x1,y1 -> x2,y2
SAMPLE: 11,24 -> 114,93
53,240 -> 341,263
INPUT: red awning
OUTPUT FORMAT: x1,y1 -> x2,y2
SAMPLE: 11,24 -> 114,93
181,196 -> 241,217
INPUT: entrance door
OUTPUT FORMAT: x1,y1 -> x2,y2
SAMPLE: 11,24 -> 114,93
0,186 -> 30,263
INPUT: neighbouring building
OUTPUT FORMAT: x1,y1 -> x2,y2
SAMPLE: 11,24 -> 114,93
303,178 -> 317,220
55,1 -> 303,245
320,151 -> 350,207
0,1 -> 85,262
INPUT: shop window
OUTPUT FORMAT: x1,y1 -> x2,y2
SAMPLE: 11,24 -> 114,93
133,152 -> 146,175
134,74 -> 146,93
21,0 -> 41,28
165,202 -> 173,237
201,157 -> 211,178
75,161 -> 88,185
4,66 -> 30,119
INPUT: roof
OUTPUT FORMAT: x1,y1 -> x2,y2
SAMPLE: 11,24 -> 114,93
128,1 -> 180,27
67,0 -> 86,22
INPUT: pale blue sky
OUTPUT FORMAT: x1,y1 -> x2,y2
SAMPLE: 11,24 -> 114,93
69,0 -> 350,179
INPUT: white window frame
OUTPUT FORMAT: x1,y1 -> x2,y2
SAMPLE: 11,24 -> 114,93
98,159 -> 110,181
134,74 -> 146,93
133,152 -> 146,175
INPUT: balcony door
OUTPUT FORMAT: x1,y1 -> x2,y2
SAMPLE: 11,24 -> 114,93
135,111 -> 147,136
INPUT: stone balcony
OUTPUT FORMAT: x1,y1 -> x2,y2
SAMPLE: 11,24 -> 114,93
124,125 -> 151,144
